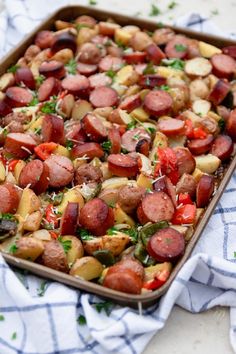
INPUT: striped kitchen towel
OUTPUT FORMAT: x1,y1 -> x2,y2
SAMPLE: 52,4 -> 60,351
0,1 -> 236,354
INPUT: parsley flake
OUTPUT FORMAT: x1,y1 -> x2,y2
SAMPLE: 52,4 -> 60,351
66,139 -> 74,150
89,0 -> 97,5
7,65 -> 20,74
9,244 -> 18,254
28,97 -> 39,107
107,226 -> 119,235
1,213 -> 15,220
123,228 -> 138,244
79,228 -> 94,241
174,44 -> 187,52
11,332 -> 17,340
101,140 -> 112,153
94,301 -> 113,315
58,237 -> 72,254
146,127 -> 156,134
160,84 -> 170,91
0,315 -> 5,321
149,4 -> 161,16
37,280 -> 48,297
168,1 -> 178,9
35,75 -> 45,85
218,118 -> 225,131
105,69 -> 116,80
41,99 -> 57,114
127,120 -> 137,130
161,58 -> 185,70
143,62 -> 155,75
34,127 -> 41,135
77,315 -> 87,325
65,58 -> 77,75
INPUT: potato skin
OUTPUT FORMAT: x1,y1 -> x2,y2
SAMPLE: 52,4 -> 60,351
14,237 -> 44,261
42,240 -> 69,272
69,256 -> 103,280
61,236 -> 84,265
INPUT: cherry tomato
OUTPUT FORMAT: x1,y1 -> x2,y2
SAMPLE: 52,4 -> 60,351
172,204 -> 196,225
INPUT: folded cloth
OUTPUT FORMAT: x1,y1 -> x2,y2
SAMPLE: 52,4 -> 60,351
0,2 -> 236,354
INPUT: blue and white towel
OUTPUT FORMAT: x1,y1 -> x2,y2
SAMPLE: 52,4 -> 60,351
0,1 -> 236,354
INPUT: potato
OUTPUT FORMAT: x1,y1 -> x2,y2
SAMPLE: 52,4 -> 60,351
17,189 -> 41,219
102,177 -> 128,190
111,82 -> 127,96
113,204 -> 135,227
33,229 -> 51,241
171,225 -> 188,237
122,25 -> 140,35
55,20 -> 74,30
157,66 -> 185,80
24,211 -> 42,231
0,160 -> 6,182
27,116 -> 42,133
207,110 -> 221,122
115,65 -> 139,86
189,79 -> 210,101
14,160 -> 26,184
14,237 -> 44,261
192,167 -> 204,183
42,240 -> 69,272
118,109 -> 133,125
70,256 -> 103,280
129,31 -> 152,51
168,135 -> 186,148
184,57 -> 212,77
137,173 -> 152,189
93,107 -> 113,119
100,162 -> 113,180
51,48 -> 73,64
149,131 -> 168,161
102,233 -> 130,256
125,84 -> 140,96
130,107 -> 149,122
98,188 -> 119,206
199,41 -> 222,58
114,28 -> 132,46
181,110 -> 202,127
54,144 -> 70,158
30,49 -> 50,77
83,238 -> 103,255
194,208 -> 204,224
5,171 -> 16,184
144,262 -> 172,282
195,154 -> 221,174
61,235 -> 84,265
77,27 -> 97,46
71,99 -> 92,120
57,94 -> 75,118
57,187 -> 84,214
0,73 -> 15,91
192,99 -> 211,117
140,89 -> 151,100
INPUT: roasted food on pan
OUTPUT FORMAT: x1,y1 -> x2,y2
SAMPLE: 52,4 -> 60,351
0,13 -> 236,295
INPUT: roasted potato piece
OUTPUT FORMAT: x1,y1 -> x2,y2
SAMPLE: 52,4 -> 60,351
51,48 -> 73,64
71,99 -> 93,120
69,256 -> 103,280
42,240 -> 69,272
60,236 -> 84,265
57,187 -> 84,214
0,160 -> 6,182
23,211 -> 42,231
83,233 -> 130,256
13,160 -> 26,184
13,237 -> 44,261
16,189 -> 41,219
195,154 -> 221,174
113,204 -> 135,227
33,229 -> 51,241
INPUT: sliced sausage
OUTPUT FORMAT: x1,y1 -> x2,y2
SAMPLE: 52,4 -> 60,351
98,55 -> 123,71
15,67 -> 35,90
38,77 -> 61,102
65,123 -> 87,144
146,43 -> 166,64
19,159 -> 49,194
165,35 -> 188,59
210,135 -> 233,161
42,114 -> 65,145
24,44 -> 41,63
208,79 -> 230,106
135,139 -> 150,156
89,86 -> 118,108
79,198 -> 114,236
107,45 -> 123,58
222,46 -> 236,59
61,75 -> 90,98
196,174 -> 215,208
139,75 -> 167,89
98,21 -> 120,36
108,127 -> 121,154
0,100 -> 12,117
187,135 -> 214,155
75,164 -> 103,185
118,185 -> 145,214
226,108 -> 236,141
121,128 -> 151,152
51,32 -> 77,54
0,183 -> 19,213
77,62 -> 98,76
78,43 -> 101,64
89,73 -> 112,88
75,15 -> 97,28
103,267 -> 143,294
107,154 -> 138,177
143,90 -> 173,117
60,202 -> 79,236
147,227 -> 185,263
44,155 -> 74,188
119,94 -> 141,113
5,87 -> 33,108
137,191 -> 175,224
5,133 -> 37,158
174,147 -> 196,176
123,52 -> 146,64
35,30 -> 54,49
211,54 -> 236,79
158,118 -> 185,136
39,60 -> 66,79
42,240 -> 68,272
152,28 -> 175,47
153,176 -> 177,207
82,113 -> 107,142
176,173 -> 196,198
71,142 -> 104,159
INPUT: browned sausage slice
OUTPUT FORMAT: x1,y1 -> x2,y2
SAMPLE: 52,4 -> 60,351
174,147 -> 196,176
117,185 -> 145,214
42,114 -> 65,145
60,202 -> 79,235
165,35 -> 188,59
44,155 -> 74,188
121,128 -> 151,152
135,139 -> 150,156
35,30 -> 54,49
74,164 -> 103,185
77,62 -> 98,76
226,109 -> 236,141
153,28 -> 175,46
79,198 -> 114,236
103,268 -> 143,294
147,227 -> 185,263
65,123 -> 87,144
89,73 -> 112,88
15,67 -> 35,90
82,113 -> 107,142
123,51 -> 146,64
196,174 -> 215,208
107,154 -> 138,177
61,75 -> 90,98
0,183 -> 19,213
89,86 -> 118,108
39,60 -> 66,79
211,54 -> 236,79
143,90 -> 173,117
5,133 -> 37,158
19,159 -> 49,194
139,75 -> 167,88
208,79 -> 230,106
119,93 -> 141,113
108,127 -> 121,154
176,173 -> 197,197
187,135 -> 214,155
71,142 -> 104,160
222,46 -> 236,59
137,191 -> 175,224
5,87 -> 33,108
51,32 -> 77,54
146,43 -> 166,64
79,43 -> 101,64
38,77 -> 61,102
158,118 -> 185,136
0,100 -> 12,117
210,135 -> 233,161
98,55 -> 123,71
153,176 -> 177,207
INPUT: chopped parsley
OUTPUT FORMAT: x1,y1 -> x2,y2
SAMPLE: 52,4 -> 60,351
161,58 -> 185,70
77,315 -> 87,325
28,97 -> 39,106
146,188 -> 152,193
211,9 -> 219,15
37,280 -> 48,297
234,251 -> 236,258
168,1 -> 178,9
143,62 -> 155,75
218,118 -> 225,131
160,84 -> 170,91
101,140 -> 112,153
105,69 -> 116,80
0,315 -> 5,321
127,120 -> 137,130
41,99 -> 57,114
174,44 -> 187,52
76,23 -> 89,32
65,58 -> 77,75
94,301 -> 113,315
156,22 -> 164,28
11,332 -> 17,340
107,226 -> 119,235
146,30 -> 154,37
121,147 -> 129,154
35,75 -> 45,85
58,237 -> 72,254
133,133 -> 140,141
9,244 -> 18,254
1,213 -> 15,220
7,65 -> 20,74
79,228 -> 94,241
2,128 -> 8,137
146,126 -> 156,134
123,228 -> 138,243
108,202 -> 115,208
34,127 -> 42,135
89,0 -> 97,5
65,139 -> 74,150
116,41 -> 128,50
149,4 -> 161,16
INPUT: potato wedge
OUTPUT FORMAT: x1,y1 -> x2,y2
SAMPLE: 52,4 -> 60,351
115,65 -> 139,86
192,167 -> 204,183
17,189 -> 41,219
137,173 -> 153,189
195,154 -> 221,174
71,99 -> 92,120
60,236 -> 84,265
57,187 -> 84,214
24,211 -> 42,232
14,160 -> 26,184
0,160 -> 6,182
192,99 -> 211,117
113,204 -> 135,227
54,144 -> 70,158
51,48 -> 73,64
13,237 -> 44,261
114,28 -> 132,46
184,57 -> 212,77
0,73 -> 15,91
102,234 -> 130,256
130,107 -> 149,122
33,229 -> 51,241
70,256 -> 103,280
199,41 -> 222,58
102,177 -> 129,190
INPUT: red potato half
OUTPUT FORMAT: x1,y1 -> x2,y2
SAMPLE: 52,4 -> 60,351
19,159 -> 49,195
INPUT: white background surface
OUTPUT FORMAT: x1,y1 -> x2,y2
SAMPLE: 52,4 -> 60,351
0,0 -> 235,353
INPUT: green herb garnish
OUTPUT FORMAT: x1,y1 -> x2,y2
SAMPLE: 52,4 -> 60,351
34,127 -> 41,135
127,120 -> 137,130
65,139 -> 74,151
89,0 -> 97,5
11,332 -> 17,340
218,118 -> 225,131
107,226 -> 119,235
101,140 -> 112,153
116,41 -> 128,50
79,228 -> 94,241
149,4 -> 161,16
133,133 -> 140,141
146,126 -> 156,134
161,58 -> 185,70
9,244 -> 18,254
28,97 -> 39,107
143,62 -> 155,75
7,65 -> 20,74
94,301 -> 113,315
76,23 -> 89,32
174,44 -> 187,52
1,213 -> 15,220
105,69 -> 116,80
0,315 -> 5,321
58,237 -> 72,254
37,280 -> 48,297
65,58 -> 77,75
41,99 -> 57,114
160,84 -> 170,91
168,1 -> 178,9
35,75 -> 45,85
123,228 -> 138,243
77,315 -> 87,325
